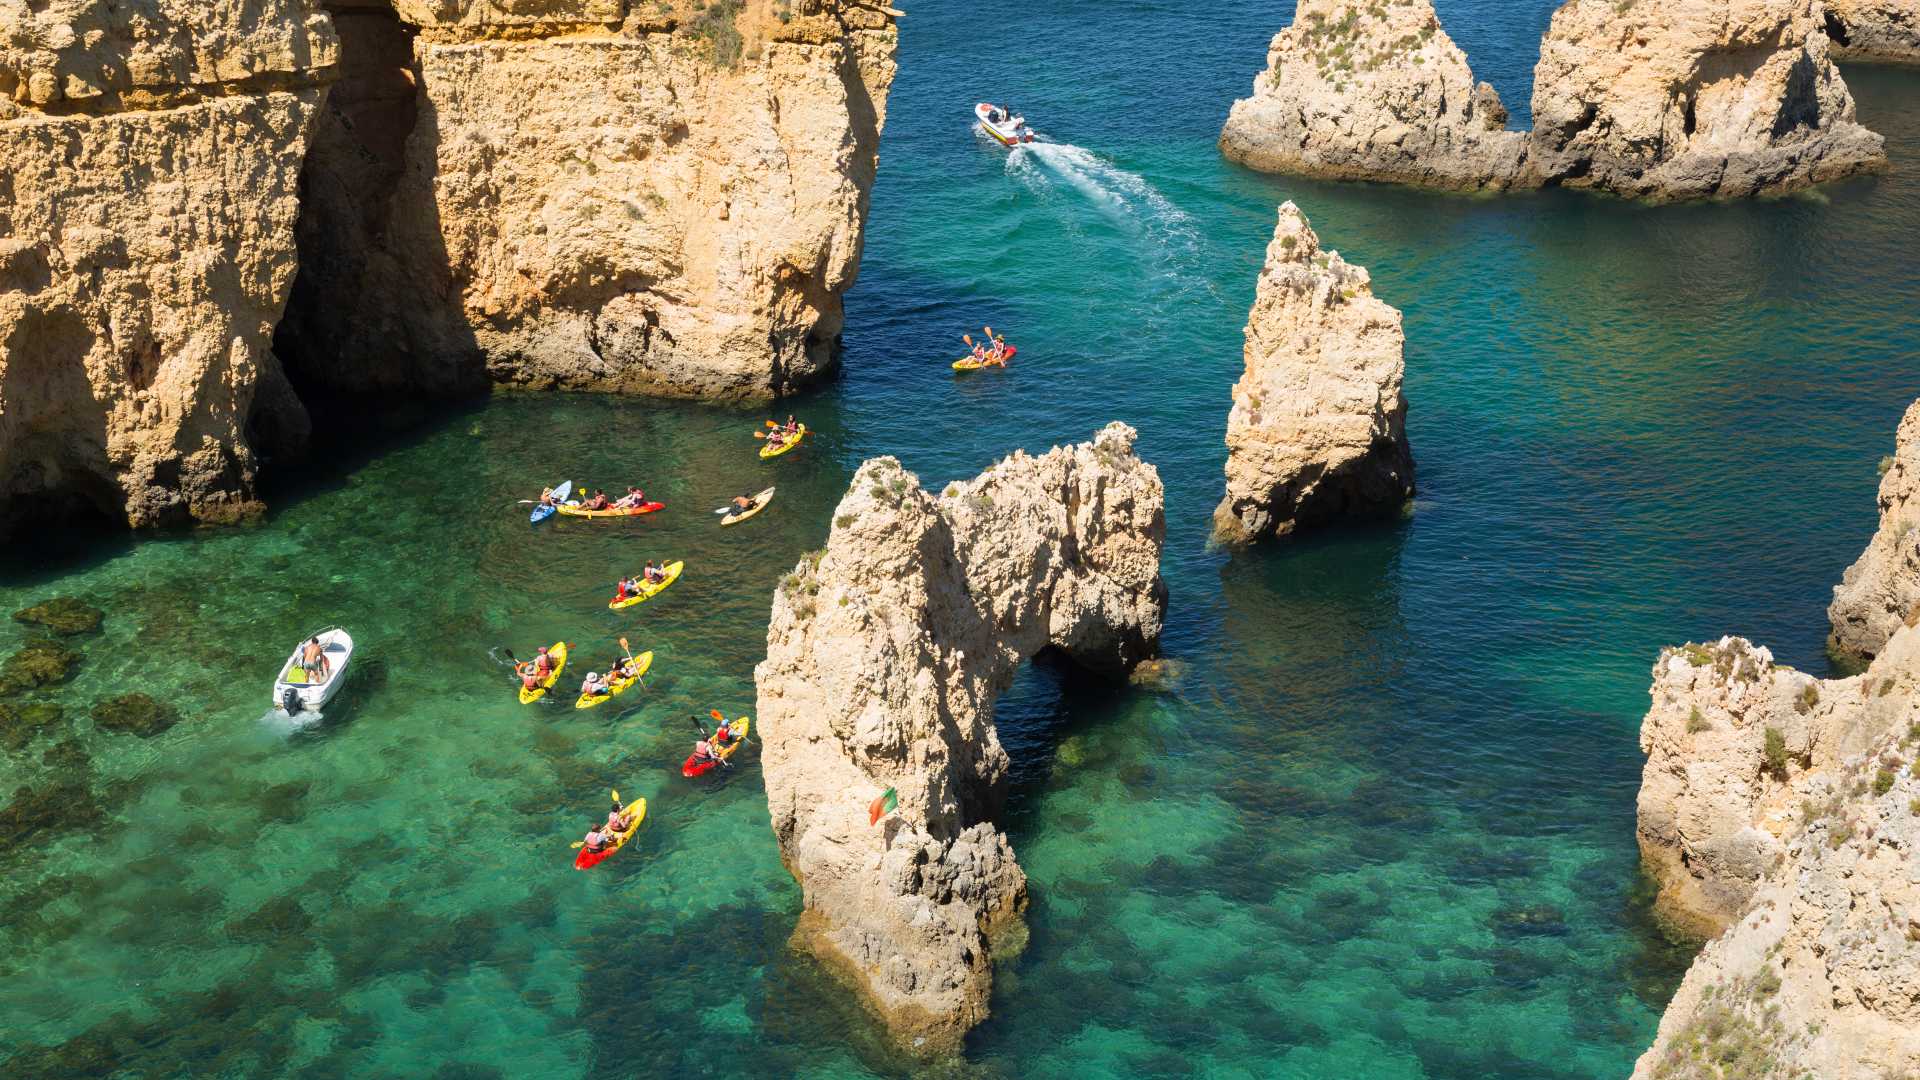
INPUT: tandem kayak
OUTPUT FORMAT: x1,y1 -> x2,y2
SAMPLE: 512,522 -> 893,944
574,794 -> 647,870
574,651 -> 653,709
530,480 -> 572,525
953,345 -> 1017,372
683,717 -> 751,777
759,425 -> 807,459
518,642 -> 568,704
719,487 -> 775,527
609,561 -> 684,610
556,501 -> 664,519
975,102 -> 1034,145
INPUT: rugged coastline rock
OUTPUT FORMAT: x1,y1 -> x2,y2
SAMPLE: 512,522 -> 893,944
1829,399 -> 1920,664
1632,627 -> 1920,1078
1218,0 -> 1529,190
278,0 -> 898,401
756,422 -> 1166,1049
1528,0 -> 1886,199
1824,0 -> 1920,64
1212,202 -> 1412,546
0,0 -> 336,527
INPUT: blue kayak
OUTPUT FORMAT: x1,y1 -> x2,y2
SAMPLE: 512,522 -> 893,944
530,504 -> 556,525
529,480 -> 571,526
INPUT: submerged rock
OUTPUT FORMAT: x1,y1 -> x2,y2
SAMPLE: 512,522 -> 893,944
1213,202 -> 1413,545
1828,398 -> 1920,663
90,694 -> 181,739
756,422 -> 1166,1050
12,598 -> 104,637
0,702 -> 64,751
1823,0 -> 1920,64
0,639 -> 83,696
1219,0 -> 1529,190
0,781 -> 102,854
1529,0 -> 1887,199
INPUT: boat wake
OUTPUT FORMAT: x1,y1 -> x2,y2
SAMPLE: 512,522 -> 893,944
261,707 -> 325,735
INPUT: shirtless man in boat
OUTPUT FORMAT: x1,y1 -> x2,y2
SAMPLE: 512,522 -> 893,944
301,637 -> 330,682
730,493 -> 759,512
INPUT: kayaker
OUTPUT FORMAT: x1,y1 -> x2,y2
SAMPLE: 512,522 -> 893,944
586,490 -> 611,511
532,646 -> 555,679
614,576 -> 634,601
731,494 -> 758,511
605,804 -> 632,834
581,671 -> 610,698
583,824 -> 610,854
538,487 -> 557,507
711,722 -> 735,749
643,560 -> 665,584
301,637 -> 330,682
689,738 -> 716,767
610,653 -> 634,681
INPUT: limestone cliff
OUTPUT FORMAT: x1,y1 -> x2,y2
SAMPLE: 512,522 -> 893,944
278,0 -> 897,401
0,1 -> 335,526
1632,628 -> 1920,1078
1824,0 -> 1920,64
1218,0 -> 1528,190
1529,0 -> 1886,199
1212,202 -> 1412,546
1830,400 -> 1920,664
755,422 -> 1166,1049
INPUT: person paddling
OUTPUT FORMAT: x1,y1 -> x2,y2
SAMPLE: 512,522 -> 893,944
731,493 -> 758,512
582,823 -> 610,854
643,560 -> 665,585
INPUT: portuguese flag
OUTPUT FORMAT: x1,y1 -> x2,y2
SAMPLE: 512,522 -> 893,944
869,787 -> 898,826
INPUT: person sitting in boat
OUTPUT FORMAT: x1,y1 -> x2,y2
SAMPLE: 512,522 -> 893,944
538,486 -> 557,507
610,654 -> 635,681
731,493 -> 759,511
690,737 -> 716,767
605,797 -> 633,834
581,671 -> 610,698
613,487 -> 645,509
643,560 -> 665,585
301,637 -> 330,682
711,722 -> 736,750
583,824 -> 610,854
614,575 -> 638,602
521,645 -> 555,684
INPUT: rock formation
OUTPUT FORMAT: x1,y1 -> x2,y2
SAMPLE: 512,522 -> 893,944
1528,0 -> 1886,199
1212,202 -> 1412,546
1218,0 -> 1529,190
1830,400 -> 1920,663
0,1 -> 336,526
756,422 -> 1166,1049
1221,0 -> 1888,200
1823,0 -> 1920,64
277,0 -> 898,401
1634,402 -> 1920,1077
1632,627 -> 1920,1078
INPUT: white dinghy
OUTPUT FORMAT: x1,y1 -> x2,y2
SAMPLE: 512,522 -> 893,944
975,102 -> 1034,145
273,627 -> 354,717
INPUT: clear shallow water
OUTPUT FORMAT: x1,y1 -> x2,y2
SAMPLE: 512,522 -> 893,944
5,2 -> 1919,1076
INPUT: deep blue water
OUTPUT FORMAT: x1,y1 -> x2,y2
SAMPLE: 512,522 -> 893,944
1,2 -> 1916,1076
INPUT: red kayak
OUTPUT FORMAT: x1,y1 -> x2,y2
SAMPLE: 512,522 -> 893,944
574,797 -> 646,870
683,718 -> 750,777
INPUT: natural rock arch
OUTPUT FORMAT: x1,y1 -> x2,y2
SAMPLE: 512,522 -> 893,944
755,422 -> 1167,1049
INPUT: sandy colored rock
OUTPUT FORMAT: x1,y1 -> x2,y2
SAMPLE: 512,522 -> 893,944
1823,0 -> 1920,64
1212,202 -> 1412,546
279,0 -> 897,401
1632,624 -> 1920,1078
756,422 -> 1166,1050
0,2 -> 334,528
1219,0 -> 1528,190
1529,0 -> 1886,199
1829,399 -> 1920,663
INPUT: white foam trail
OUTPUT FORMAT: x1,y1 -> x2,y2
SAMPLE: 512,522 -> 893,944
261,707 -> 324,735
1021,139 -> 1217,304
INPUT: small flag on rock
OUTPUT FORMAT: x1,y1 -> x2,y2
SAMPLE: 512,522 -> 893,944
869,787 -> 898,826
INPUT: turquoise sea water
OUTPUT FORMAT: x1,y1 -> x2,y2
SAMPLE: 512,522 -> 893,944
5,2 -> 1919,1076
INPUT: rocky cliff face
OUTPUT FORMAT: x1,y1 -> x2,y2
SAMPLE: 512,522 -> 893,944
1632,628 -> 1920,1078
1830,400 -> 1920,664
1529,0 -> 1886,199
1218,0 -> 1529,190
0,1 -> 335,526
278,0 -> 897,401
755,423 -> 1166,1049
1213,202 -> 1412,546
1824,0 -> 1920,64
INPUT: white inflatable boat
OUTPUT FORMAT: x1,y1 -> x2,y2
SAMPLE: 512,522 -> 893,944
975,102 -> 1034,145
273,627 -> 354,716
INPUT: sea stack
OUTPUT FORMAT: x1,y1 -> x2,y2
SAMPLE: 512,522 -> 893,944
277,0 -> 899,402
1218,0 -> 1529,190
1823,0 -> 1920,64
1528,0 -> 1887,199
1631,404 -> 1920,1077
756,423 -> 1167,1050
1829,400 -> 1920,664
1212,202 -> 1412,546
0,1 -> 336,527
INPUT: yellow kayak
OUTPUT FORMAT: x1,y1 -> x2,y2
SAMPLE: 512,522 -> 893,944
719,487 -> 776,527
575,794 -> 646,870
953,345 -> 1015,371
609,562 -> 684,610
574,650 -> 654,709
518,641 -> 568,704
760,424 -> 807,459
717,716 -> 750,763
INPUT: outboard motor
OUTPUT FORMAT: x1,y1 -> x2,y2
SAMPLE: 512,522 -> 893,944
282,687 -> 303,715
